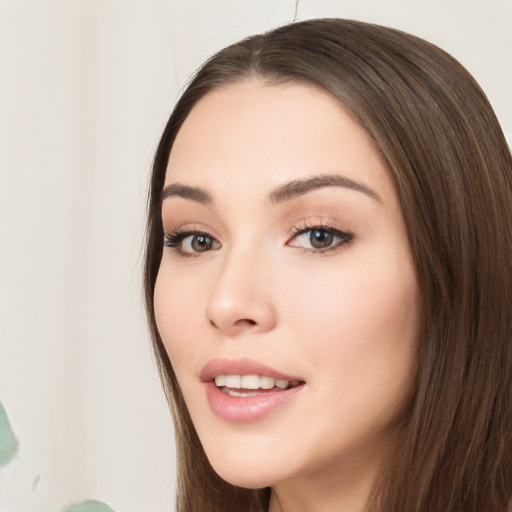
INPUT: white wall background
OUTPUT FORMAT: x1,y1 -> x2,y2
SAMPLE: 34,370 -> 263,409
0,1 -> 510,511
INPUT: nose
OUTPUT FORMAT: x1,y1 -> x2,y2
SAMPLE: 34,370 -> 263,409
205,249 -> 277,336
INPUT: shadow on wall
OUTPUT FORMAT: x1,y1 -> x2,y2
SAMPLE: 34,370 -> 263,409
0,401 -> 116,512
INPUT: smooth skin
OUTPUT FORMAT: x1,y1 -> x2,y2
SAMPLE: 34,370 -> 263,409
154,81 -> 420,512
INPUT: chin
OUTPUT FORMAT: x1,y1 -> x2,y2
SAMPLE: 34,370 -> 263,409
216,471 -> 271,490
205,448 -> 282,489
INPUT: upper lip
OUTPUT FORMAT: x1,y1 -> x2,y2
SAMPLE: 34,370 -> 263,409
200,357 -> 304,383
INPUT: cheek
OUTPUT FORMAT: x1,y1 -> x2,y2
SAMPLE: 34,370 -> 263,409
290,262 -> 416,334
284,250 -> 419,396
153,266 -> 203,374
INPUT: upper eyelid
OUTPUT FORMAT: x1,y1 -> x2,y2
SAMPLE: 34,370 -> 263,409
164,228 -> 220,242
292,223 -> 337,234
164,223 -> 219,237
289,218 -> 349,234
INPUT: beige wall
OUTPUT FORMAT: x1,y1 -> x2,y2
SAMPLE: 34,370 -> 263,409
1,1 -> 510,511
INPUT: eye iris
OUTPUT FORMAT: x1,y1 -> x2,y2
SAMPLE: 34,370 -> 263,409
191,234 -> 213,252
310,229 -> 333,249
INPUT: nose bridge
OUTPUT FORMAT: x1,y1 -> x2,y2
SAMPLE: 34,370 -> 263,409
205,239 -> 276,335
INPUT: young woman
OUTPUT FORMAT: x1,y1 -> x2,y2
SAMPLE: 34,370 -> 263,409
144,19 -> 512,512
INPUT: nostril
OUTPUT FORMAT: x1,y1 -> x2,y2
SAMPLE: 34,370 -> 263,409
236,318 -> 257,327
208,318 -> 256,329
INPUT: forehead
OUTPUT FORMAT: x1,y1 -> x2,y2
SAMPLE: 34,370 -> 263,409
165,81 -> 394,205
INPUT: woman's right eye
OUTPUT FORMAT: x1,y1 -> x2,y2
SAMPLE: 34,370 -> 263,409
164,230 -> 221,256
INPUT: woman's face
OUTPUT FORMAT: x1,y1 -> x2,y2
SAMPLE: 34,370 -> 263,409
154,81 -> 419,493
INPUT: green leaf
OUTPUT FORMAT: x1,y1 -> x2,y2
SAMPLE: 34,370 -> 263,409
60,501 -> 116,512
0,400 -> 19,468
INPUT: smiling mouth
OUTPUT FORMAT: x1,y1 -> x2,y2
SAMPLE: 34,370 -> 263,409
203,360 -> 306,421
214,374 -> 303,397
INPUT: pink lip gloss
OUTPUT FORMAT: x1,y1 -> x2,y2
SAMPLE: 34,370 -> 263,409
205,382 -> 304,422
201,358 -> 305,423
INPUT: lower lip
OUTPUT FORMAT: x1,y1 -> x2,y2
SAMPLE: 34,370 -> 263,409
205,382 -> 304,423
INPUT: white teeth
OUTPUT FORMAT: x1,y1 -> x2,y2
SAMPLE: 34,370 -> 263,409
214,375 -> 226,386
214,374 -> 296,390
260,376 -> 275,389
224,375 -> 241,388
275,379 -> 289,389
224,389 -> 259,397
241,375 -> 261,389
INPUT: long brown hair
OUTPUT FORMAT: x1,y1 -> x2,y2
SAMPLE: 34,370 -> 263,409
144,19 -> 512,511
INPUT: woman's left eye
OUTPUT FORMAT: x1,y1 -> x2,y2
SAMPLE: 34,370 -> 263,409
288,226 -> 353,252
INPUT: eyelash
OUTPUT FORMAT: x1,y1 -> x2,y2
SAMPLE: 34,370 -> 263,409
163,228 -> 220,258
163,222 -> 354,257
289,221 -> 354,254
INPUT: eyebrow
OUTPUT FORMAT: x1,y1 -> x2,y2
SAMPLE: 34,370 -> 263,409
160,183 -> 213,204
269,174 -> 381,204
161,174 -> 381,206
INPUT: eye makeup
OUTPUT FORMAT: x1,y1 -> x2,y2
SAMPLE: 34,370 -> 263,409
287,219 -> 354,254
164,227 -> 221,258
163,217 -> 355,259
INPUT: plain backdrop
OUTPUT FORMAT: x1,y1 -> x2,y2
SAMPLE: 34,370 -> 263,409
1,1 -> 510,511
